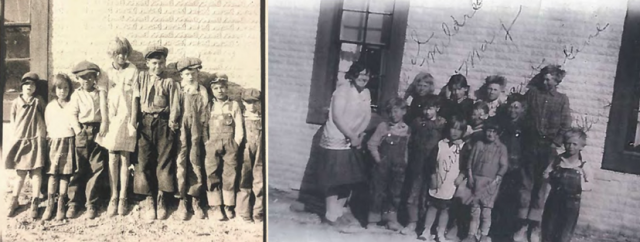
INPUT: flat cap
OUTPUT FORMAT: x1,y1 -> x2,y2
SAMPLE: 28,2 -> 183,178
21,72 -> 39,84
72,61 -> 101,76
210,73 -> 229,85
144,45 -> 169,59
242,88 -> 261,102
177,57 -> 202,72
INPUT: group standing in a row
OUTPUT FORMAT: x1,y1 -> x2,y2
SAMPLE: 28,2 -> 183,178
317,62 -> 591,242
5,37 -> 264,223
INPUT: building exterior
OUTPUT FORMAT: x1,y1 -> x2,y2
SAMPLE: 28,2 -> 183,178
269,0 -> 640,238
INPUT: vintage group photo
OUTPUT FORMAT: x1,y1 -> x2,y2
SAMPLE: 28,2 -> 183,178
269,0 -> 640,242
1,0 -> 264,241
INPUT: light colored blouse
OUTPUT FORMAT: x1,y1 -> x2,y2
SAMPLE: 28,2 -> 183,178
320,83 -> 372,150
69,87 -> 105,131
98,63 -> 139,152
429,139 -> 465,200
45,100 -> 75,138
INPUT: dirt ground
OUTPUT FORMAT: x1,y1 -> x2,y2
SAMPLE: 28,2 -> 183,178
1,123 -> 264,242
267,187 -> 630,242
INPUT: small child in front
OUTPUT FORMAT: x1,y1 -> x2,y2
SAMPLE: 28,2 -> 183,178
418,115 -> 468,242
5,72 -> 47,219
205,74 -> 244,221
367,97 -> 411,231
541,128 -> 592,242
237,88 -> 265,223
462,119 -> 508,242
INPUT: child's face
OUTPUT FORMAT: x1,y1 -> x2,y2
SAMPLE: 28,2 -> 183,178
180,69 -> 199,84
486,83 -> 503,101
146,57 -> 166,76
508,101 -> 525,120
415,80 -> 433,97
484,128 -> 499,142
449,125 -> 464,141
543,73 -> 559,91
112,53 -> 128,66
449,84 -> 468,100
211,83 -> 228,100
422,106 -> 438,120
564,135 -> 586,156
243,100 -> 261,114
353,73 -> 370,89
389,106 -> 406,123
21,82 -> 36,96
470,108 -> 488,126
78,73 -> 97,90
55,81 -> 70,100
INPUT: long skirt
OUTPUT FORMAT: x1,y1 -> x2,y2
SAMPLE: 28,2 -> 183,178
317,147 -> 367,196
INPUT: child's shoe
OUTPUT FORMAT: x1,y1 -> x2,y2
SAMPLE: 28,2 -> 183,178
242,215 -> 253,223
224,206 -> 235,219
157,191 -> 167,220
176,198 -> 188,221
211,206 -> 227,221
143,196 -> 156,220
400,222 -> 416,235
513,225 -> 527,242
446,225 -> 459,240
29,198 -> 40,219
106,199 -> 117,217
386,220 -> 403,231
42,195 -> 55,220
192,198 -> 205,220
437,229 -> 453,242
117,198 -> 127,216
6,196 -> 19,217
253,213 -> 264,223
417,233 -> 435,241
55,196 -> 66,220
530,226 -> 541,242
85,204 -> 97,219
66,204 -> 79,218
479,234 -> 491,242
461,234 -> 477,242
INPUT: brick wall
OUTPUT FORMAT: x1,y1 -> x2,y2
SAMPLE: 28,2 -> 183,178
269,0 -> 640,238
49,0 -> 261,92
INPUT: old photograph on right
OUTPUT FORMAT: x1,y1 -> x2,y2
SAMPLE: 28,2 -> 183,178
268,0 -> 640,241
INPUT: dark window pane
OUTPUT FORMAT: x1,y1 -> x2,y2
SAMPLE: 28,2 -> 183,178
5,59 -> 31,93
341,11 -> 366,42
343,0 -> 367,11
366,14 -> 391,45
5,0 -> 30,24
369,0 -> 394,13
5,26 -> 31,59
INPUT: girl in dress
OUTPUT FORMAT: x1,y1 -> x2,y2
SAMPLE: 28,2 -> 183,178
100,36 -> 139,216
5,72 -> 47,219
42,74 -> 77,220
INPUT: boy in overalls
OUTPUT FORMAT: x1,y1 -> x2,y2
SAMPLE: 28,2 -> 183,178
367,97 -> 411,231
175,57 -> 209,220
237,88 -> 264,222
205,74 -> 243,221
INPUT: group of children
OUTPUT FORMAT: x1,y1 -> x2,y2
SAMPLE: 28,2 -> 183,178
339,65 -> 590,242
4,37 -> 264,223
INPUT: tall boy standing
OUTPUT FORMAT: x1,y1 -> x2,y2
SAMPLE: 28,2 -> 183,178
132,45 -> 180,220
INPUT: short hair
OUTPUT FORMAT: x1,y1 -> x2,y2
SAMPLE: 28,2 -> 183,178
107,36 -> 132,58
344,62 -> 369,80
472,101 -> 490,114
540,64 -> 567,83
506,93 -> 526,107
483,117 -> 501,132
446,74 -> 469,89
484,75 -> 507,88
564,127 -> 588,143
420,95 -> 440,109
385,97 -> 407,115
445,115 -> 468,134
51,73 -> 74,102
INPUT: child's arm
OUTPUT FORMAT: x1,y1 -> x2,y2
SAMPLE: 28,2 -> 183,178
495,144 -> 509,183
68,93 -> 83,135
331,88 -> 360,145
542,157 -> 555,180
167,78 -> 180,131
98,89 -> 109,136
582,162 -> 594,191
367,122 -> 388,163
200,86 -> 210,141
130,70 -> 140,128
233,101 -> 244,146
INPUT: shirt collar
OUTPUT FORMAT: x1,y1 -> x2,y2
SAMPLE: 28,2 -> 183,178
112,62 -> 129,70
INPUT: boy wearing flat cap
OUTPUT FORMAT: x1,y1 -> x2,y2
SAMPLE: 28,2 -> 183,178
67,60 -> 110,219
237,88 -> 264,222
205,73 -> 243,221
132,45 -> 180,220
174,57 -> 209,220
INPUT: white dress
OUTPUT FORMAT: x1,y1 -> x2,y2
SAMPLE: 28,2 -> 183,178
98,63 -> 138,152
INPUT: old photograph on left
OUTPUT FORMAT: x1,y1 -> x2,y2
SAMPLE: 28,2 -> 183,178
0,0 -> 264,241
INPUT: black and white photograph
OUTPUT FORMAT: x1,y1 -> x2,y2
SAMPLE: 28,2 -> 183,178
268,0 -> 639,241
0,0 -> 265,241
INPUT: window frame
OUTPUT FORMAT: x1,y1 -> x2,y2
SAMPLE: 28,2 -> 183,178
306,0 -> 409,125
602,0 -> 640,174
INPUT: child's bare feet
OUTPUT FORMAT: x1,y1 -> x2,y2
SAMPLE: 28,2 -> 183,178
6,196 -> 18,217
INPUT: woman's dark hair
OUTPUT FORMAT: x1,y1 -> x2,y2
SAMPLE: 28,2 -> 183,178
445,115 -> 468,134
472,101 -> 490,115
385,97 -> 407,115
345,62 -> 369,80
50,73 -> 74,102
446,74 -> 469,89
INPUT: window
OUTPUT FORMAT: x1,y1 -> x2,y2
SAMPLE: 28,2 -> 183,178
603,0 -> 640,174
2,0 -> 49,122
306,0 -> 409,125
